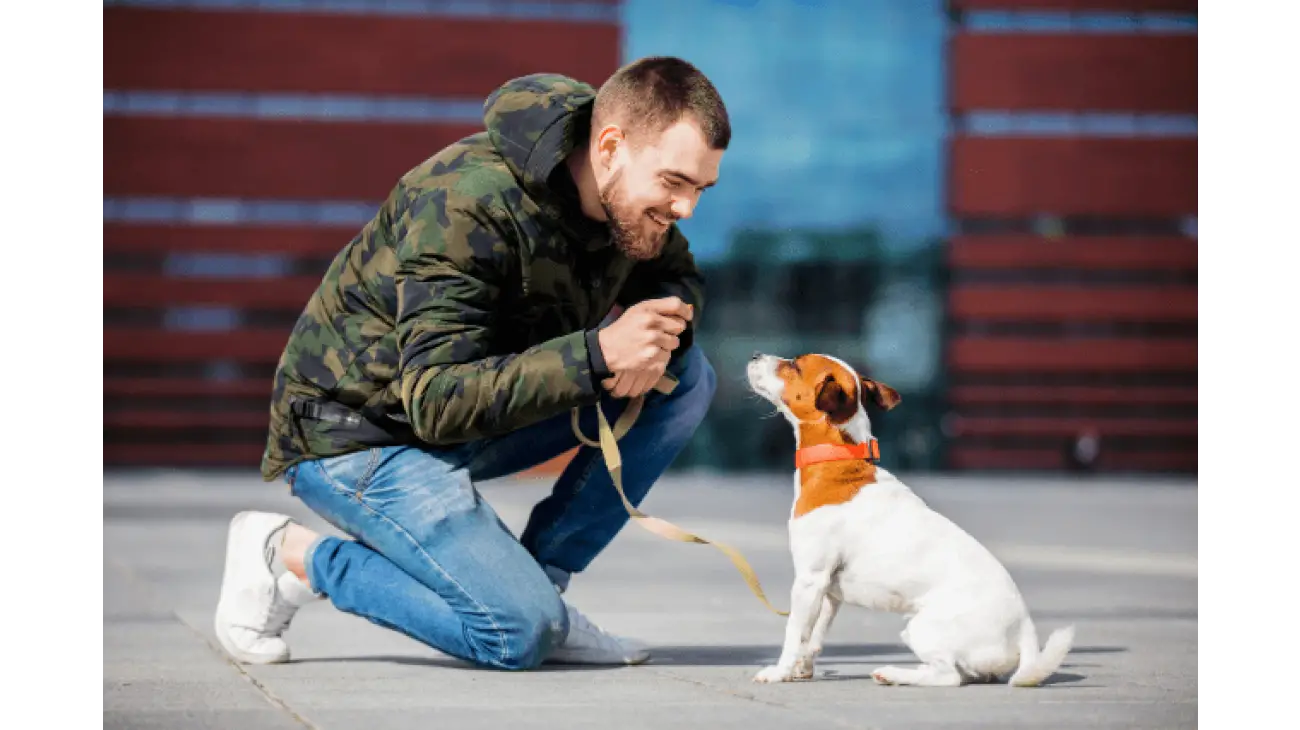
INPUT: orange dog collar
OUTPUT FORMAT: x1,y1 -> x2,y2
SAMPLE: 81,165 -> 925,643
795,440 -> 881,469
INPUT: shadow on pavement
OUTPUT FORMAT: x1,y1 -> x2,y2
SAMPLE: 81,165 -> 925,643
283,643 -> 1125,671
287,654 -> 626,671
643,642 -> 1126,668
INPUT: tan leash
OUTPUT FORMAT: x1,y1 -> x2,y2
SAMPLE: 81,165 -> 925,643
570,374 -> 789,617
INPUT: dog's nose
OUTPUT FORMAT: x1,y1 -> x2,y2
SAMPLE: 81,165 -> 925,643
751,352 -> 761,361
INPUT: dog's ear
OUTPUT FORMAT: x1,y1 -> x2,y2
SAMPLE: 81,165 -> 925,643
815,376 -> 858,423
861,378 -> 901,411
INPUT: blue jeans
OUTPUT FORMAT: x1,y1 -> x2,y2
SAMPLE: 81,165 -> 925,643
284,345 -> 716,670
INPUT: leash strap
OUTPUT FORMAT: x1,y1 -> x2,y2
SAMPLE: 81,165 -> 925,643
570,374 -> 789,617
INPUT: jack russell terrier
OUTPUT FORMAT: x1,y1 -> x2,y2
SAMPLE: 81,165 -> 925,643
746,352 -> 1075,687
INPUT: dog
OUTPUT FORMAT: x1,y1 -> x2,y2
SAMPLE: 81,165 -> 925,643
746,352 -> 1075,687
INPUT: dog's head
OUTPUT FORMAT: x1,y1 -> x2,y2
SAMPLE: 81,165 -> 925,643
747,352 -> 900,438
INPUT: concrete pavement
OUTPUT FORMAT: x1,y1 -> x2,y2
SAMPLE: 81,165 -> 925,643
105,469 -> 1197,729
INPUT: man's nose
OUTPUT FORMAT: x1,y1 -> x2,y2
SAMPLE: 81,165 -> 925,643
670,196 -> 695,220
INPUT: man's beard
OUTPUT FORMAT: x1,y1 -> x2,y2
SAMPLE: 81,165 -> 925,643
598,170 -> 671,261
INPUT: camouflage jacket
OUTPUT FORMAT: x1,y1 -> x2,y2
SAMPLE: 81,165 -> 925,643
260,73 -> 705,481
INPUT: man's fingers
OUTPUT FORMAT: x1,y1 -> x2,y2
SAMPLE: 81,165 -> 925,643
615,372 -> 643,399
624,371 -> 655,394
639,296 -> 693,322
632,373 -> 655,398
645,314 -> 687,335
639,355 -> 669,394
651,332 -> 680,352
604,368 -> 665,399
613,375 -> 634,399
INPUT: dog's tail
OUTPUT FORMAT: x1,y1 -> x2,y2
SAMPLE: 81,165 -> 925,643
1008,619 -> 1075,687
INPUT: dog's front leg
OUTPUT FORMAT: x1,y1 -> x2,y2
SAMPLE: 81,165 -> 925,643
794,594 -> 840,678
753,571 -> 830,683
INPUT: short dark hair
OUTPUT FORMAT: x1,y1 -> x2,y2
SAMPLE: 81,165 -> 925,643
593,56 -> 731,150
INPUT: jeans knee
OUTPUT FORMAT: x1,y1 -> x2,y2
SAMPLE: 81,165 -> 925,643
479,594 -> 569,671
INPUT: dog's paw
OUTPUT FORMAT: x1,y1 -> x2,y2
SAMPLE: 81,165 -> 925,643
753,665 -> 794,684
872,666 -> 902,685
792,657 -> 815,680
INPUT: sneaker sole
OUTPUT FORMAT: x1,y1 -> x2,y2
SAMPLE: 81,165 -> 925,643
213,612 -> 291,664
213,510 -> 293,665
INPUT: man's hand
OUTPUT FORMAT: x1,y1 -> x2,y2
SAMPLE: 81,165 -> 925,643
601,371 -> 672,400
597,297 -> 693,398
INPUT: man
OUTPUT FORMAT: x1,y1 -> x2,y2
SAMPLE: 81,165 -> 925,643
214,56 -> 729,671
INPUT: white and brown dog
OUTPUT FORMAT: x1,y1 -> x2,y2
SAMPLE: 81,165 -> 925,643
746,352 -> 1075,687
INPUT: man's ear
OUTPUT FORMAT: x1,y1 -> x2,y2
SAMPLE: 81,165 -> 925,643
861,378 -> 901,411
815,377 -> 857,424
596,124 -> 624,167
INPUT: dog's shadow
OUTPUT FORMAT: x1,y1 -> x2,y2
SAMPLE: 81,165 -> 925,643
648,643 -> 1122,669
648,642 -> 911,667
813,669 -> 1092,687
813,645 -> 1116,687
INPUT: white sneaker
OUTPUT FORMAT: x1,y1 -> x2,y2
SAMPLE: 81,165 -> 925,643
545,602 -> 650,666
214,511 -> 321,664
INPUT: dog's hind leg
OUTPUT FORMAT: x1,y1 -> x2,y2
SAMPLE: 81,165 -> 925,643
794,594 -> 841,679
872,615 -> 964,687
872,661 -> 963,687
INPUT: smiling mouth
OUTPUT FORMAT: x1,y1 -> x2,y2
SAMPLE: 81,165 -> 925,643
646,211 -> 671,227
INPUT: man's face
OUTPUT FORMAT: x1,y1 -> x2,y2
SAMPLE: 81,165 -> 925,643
597,117 -> 723,261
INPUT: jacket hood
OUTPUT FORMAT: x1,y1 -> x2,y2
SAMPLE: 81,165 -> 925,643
484,73 -> 597,200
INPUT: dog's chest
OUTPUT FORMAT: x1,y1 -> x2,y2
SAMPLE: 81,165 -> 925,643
791,486 -> 926,615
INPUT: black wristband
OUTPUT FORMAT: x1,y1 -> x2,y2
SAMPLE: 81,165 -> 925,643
585,327 -> 613,380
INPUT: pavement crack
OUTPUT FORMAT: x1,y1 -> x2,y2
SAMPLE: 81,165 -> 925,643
172,611 -> 321,730
646,666 -> 875,730
106,558 -> 318,729
649,667 -> 789,709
